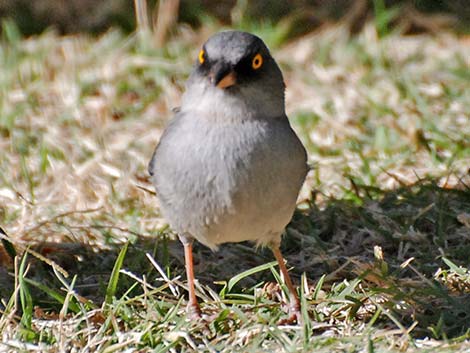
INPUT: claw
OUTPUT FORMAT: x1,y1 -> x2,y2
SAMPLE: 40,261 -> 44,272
278,299 -> 302,325
187,302 -> 202,321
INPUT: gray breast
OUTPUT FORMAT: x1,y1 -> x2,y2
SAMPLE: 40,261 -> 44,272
149,113 -> 307,249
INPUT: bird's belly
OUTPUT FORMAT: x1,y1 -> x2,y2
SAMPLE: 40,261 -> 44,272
168,168 -> 298,249
153,117 -> 306,250
200,200 -> 295,248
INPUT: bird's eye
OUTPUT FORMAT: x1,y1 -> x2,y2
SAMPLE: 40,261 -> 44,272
198,49 -> 205,64
252,53 -> 263,70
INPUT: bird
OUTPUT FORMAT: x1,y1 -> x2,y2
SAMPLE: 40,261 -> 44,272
148,30 -> 308,322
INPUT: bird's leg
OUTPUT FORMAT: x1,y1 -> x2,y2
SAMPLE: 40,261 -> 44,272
179,235 -> 201,319
271,246 -> 301,324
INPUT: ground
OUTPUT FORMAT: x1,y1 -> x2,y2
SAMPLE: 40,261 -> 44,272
0,21 -> 470,352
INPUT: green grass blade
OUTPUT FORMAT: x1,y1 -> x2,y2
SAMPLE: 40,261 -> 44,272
23,277 -> 81,313
0,227 -> 16,259
105,242 -> 129,306
313,274 -> 326,300
300,273 -> 311,347
18,253 -> 33,331
442,257 -> 467,276
227,261 -> 277,292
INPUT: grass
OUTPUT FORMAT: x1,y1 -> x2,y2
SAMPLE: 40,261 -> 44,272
0,19 -> 470,352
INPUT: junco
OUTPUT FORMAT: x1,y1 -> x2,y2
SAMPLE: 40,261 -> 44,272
149,31 -> 308,322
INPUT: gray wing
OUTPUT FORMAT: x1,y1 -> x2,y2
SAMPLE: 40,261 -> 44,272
147,111 -> 183,178
148,149 -> 157,176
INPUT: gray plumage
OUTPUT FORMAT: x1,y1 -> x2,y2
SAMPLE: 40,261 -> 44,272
149,31 -> 307,250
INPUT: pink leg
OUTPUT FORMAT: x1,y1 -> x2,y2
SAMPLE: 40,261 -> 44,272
181,237 -> 201,319
272,246 -> 301,324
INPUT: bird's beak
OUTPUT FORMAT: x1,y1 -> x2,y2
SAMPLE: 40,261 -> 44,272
216,71 -> 236,89
209,62 -> 237,89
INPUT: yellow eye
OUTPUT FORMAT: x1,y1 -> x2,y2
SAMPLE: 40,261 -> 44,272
198,49 -> 205,64
252,53 -> 263,69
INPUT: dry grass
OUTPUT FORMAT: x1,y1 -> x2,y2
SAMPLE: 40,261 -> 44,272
1,20 -> 470,352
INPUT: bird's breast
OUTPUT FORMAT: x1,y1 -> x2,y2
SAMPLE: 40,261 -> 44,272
152,115 -> 307,248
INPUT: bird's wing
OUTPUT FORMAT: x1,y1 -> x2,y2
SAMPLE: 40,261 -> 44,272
148,111 -> 185,177
148,149 -> 157,176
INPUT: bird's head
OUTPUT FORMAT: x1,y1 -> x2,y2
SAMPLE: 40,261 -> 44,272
182,31 -> 286,119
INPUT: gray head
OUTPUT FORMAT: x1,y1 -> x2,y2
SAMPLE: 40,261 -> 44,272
181,31 -> 286,120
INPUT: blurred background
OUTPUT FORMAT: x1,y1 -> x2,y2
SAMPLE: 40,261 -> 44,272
1,0 -> 469,38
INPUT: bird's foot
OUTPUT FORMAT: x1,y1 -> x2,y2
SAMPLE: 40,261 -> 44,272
186,303 -> 214,336
278,300 -> 302,325
186,302 -> 202,321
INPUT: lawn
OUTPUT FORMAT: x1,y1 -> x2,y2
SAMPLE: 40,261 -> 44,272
1,19 -> 470,352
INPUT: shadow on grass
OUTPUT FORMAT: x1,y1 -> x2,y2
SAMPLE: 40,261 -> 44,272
1,178 -> 470,340
288,177 -> 470,339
